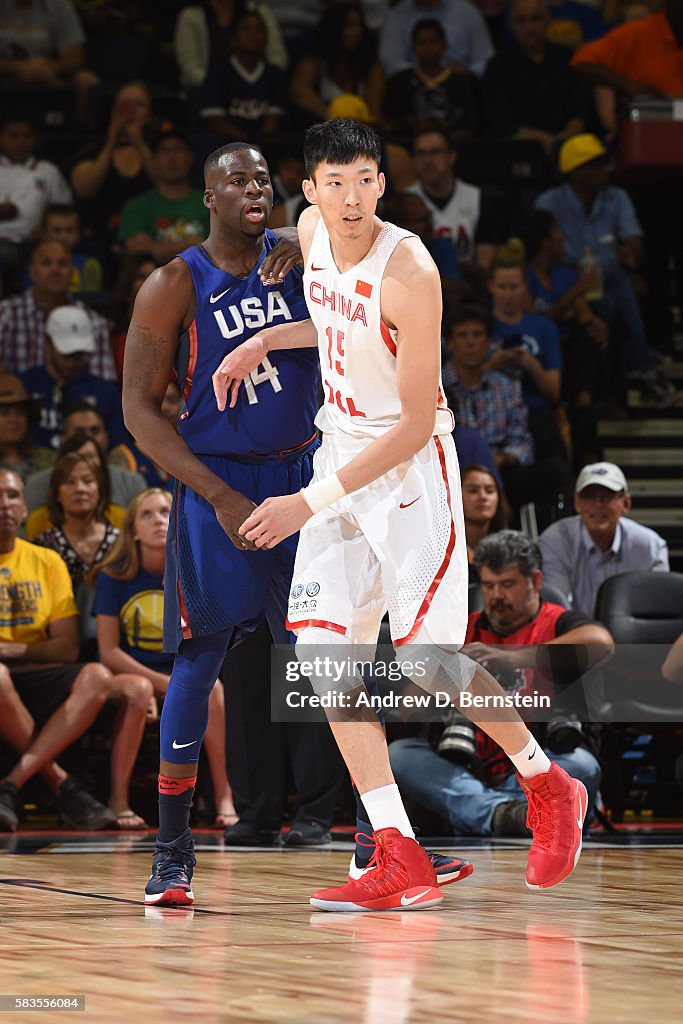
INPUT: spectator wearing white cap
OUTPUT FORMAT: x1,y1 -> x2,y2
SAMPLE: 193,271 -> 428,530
0,239 -> 116,381
538,461 -> 669,615
19,306 -> 126,457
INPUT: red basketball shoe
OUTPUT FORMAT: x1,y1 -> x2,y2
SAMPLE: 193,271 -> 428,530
348,835 -> 474,887
519,762 -> 588,889
310,827 -> 442,912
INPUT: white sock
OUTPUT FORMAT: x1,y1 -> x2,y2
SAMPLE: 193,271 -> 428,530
361,784 -> 414,839
509,735 -> 552,779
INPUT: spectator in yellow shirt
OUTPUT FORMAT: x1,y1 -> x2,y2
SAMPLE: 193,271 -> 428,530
0,468 -> 141,831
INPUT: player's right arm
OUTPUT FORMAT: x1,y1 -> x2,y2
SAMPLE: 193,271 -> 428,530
213,206 -> 322,410
122,261 -> 258,549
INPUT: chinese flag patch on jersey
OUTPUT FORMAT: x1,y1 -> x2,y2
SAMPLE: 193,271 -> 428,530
355,279 -> 372,298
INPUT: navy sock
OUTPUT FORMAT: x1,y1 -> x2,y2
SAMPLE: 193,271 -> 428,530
158,775 -> 197,843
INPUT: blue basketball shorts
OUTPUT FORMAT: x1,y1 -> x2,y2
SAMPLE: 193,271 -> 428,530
163,440 -> 317,653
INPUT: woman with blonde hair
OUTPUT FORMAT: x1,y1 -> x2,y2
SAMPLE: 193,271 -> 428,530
92,489 -> 237,829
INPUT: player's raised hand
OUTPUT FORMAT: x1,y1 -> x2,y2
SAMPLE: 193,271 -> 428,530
239,493 -> 313,548
213,334 -> 269,410
258,230 -> 302,285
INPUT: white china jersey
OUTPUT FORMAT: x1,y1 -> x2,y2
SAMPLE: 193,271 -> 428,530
303,216 -> 454,440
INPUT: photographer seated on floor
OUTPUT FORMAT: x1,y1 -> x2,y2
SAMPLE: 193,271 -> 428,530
389,530 -> 613,835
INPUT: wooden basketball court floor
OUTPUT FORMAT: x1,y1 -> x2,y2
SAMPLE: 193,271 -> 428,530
1,832 -> 682,1024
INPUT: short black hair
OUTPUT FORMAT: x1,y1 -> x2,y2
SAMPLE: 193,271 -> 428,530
510,210 -> 554,262
150,125 -> 193,154
0,115 -> 35,133
473,530 -> 543,578
61,400 -> 106,427
303,119 -> 382,179
413,119 -> 455,152
411,18 -> 447,43
43,203 -> 79,222
445,304 -> 493,338
204,142 -> 266,183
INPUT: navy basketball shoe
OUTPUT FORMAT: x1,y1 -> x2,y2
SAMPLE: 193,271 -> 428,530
348,819 -> 473,887
145,827 -> 196,906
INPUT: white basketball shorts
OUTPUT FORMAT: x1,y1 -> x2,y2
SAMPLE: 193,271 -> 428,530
286,431 -> 469,647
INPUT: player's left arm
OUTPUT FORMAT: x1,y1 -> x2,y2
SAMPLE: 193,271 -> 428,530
258,226 -> 303,285
239,239 -> 443,548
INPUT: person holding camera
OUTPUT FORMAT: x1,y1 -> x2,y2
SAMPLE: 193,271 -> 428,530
389,531 -> 612,836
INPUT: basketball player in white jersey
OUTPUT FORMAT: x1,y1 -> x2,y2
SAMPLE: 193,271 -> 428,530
213,120 -> 587,912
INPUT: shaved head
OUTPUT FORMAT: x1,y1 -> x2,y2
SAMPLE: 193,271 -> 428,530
204,143 -> 266,184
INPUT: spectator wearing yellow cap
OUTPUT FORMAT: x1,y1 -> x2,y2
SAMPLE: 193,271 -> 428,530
534,135 -> 677,405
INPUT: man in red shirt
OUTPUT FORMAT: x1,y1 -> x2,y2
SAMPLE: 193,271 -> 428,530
389,530 -> 612,835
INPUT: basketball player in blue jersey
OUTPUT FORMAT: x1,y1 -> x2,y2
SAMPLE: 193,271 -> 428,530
123,142 -> 326,906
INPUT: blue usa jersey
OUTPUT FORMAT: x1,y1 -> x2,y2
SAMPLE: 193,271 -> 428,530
177,233 -> 319,458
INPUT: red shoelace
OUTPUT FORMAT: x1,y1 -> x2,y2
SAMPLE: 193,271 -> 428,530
527,789 -> 560,853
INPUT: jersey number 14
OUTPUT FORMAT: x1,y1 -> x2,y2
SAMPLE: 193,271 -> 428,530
243,355 -> 282,405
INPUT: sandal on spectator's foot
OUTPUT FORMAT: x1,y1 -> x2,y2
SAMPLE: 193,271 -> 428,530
211,812 -> 239,829
113,809 -> 148,830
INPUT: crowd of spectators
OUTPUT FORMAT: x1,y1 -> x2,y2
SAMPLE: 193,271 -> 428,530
0,0 -> 681,833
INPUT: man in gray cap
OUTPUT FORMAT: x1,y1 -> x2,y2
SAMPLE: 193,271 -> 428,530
538,461 -> 669,615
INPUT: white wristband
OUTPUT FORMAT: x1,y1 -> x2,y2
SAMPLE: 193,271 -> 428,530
300,473 -> 346,515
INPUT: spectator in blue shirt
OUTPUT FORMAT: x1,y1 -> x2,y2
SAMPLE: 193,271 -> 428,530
516,209 -> 609,459
535,134 -> 677,405
539,461 -> 669,615
487,241 -> 563,417
20,306 -> 126,457
485,241 -> 572,468
442,305 -> 534,468
443,303 -> 572,528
